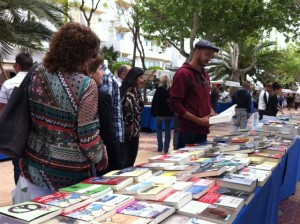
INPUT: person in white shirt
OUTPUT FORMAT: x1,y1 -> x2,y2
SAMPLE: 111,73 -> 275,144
116,64 -> 131,87
0,52 -> 33,185
258,83 -> 273,120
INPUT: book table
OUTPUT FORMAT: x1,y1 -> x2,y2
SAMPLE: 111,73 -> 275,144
233,136 -> 300,224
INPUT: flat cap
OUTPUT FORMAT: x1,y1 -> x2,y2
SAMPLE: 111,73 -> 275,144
194,39 -> 219,52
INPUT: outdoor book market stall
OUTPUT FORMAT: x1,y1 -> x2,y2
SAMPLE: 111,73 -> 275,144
1,116 -> 300,224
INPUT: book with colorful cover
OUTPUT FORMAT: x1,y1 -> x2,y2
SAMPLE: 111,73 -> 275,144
148,154 -> 190,165
95,193 -> 135,210
153,190 -> 192,209
61,202 -> 115,223
117,182 -> 154,195
198,193 -> 244,211
33,192 -> 92,213
82,176 -> 134,191
117,201 -> 175,224
101,213 -> 154,224
192,162 -> 227,178
163,164 -> 200,174
206,185 -> 254,205
216,174 -> 257,192
250,152 -> 283,161
178,200 -> 237,224
237,167 -> 271,186
104,167 -> 152,182
59,183 -> 112,201
0,202 -> 62,224
186,179 -> 215,199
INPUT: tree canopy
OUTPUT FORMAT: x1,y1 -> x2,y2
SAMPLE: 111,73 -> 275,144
0,0 -> 66,61
137,0 -> 300,60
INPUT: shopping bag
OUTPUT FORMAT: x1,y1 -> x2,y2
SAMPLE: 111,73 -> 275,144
12,176 -> 31,204
0,66 -> 35,158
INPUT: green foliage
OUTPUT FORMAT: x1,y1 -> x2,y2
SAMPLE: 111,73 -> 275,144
147,66 -> 163,70
208,40 -> 281,83
112,61 -> 132,74
138,0 -> 300,59
101,45 -> 120,71
0,0 -> 66,61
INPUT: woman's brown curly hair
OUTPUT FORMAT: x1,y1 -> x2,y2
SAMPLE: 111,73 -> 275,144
43,22 -> 100,74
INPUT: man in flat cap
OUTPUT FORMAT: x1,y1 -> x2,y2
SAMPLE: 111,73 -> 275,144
168,39 -> 219,149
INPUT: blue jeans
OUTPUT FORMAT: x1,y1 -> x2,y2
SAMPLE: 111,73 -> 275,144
177,132 -> 207,149
156,117 -> 172,152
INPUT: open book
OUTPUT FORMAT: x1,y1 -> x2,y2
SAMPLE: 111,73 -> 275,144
209,104 -> 237,124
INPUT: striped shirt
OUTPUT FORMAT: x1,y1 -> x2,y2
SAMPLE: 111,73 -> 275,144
100,66 -> 124,143
0,72 -> 27,104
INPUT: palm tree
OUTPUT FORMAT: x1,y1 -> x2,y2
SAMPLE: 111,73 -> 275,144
0,0 -> 67,61
207,40 -> 281,84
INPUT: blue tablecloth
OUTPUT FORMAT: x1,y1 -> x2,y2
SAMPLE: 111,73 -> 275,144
217,102 -> 254,114
141,105 -> 174,131
233,136 -> 300,224
0,153 -> 9,161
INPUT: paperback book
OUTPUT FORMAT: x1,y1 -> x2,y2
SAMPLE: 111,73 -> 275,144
82,176 -> 134,191
136,162 -> 175,170
236,167 -> 271,186
198,193 -> 244,211
148,154 -> 190,165
178,200 -> 238,224
0,202 -> 62,224
117,182 -> 154,195
207,185 -> 254,205
135,185 -> 173,201
95,193 -> 135,210
216,174 -> 257,192
117,201 -> 175,224
59,183 -> 112,201
192,162 -> 227,178
61,202 -> 115,223
104,167 -> 152,182
100,213 -> 154,224
33,192 -> 92,213
154,190 -> 193,209
186,179 -> 215,199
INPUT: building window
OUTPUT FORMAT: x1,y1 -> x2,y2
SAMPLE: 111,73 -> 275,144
116,32 -> 124,40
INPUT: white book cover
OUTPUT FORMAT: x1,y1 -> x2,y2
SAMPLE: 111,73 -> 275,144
147,176 -> 176,186
214,195 -> 244,209
178,201 -> 210,216
159,191 -> 192,203
209,104 -> 237,124
173,181 -> 193,191
187,218 -> 217,224
96,193 -> 135,209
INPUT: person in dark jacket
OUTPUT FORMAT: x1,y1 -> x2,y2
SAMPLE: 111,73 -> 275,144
86,54 -> 122,173
168,40 -> 219,149
210,86 -> 220,113
265,82 -> 283,117
120,67 -> 145,167
151,75 -> 174,153
231,81 -> 252,131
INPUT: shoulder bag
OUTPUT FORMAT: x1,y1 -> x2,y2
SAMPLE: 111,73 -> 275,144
0,66 -> 36,158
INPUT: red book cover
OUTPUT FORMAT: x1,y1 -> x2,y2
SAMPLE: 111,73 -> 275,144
82,176 -> 129,185
157,190 -> 177,202
198,193 -> 222,204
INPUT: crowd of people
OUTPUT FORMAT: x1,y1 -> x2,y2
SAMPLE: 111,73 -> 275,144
0,22 -> 298,202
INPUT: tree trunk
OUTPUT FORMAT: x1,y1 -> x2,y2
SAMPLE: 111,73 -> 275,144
132,26 -> 138,67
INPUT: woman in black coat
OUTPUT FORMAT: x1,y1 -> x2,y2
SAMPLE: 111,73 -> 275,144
151,75 -> 174,153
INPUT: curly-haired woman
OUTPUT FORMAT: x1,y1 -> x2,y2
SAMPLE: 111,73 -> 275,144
120,67 -> 144,167
20,23 -> 107,199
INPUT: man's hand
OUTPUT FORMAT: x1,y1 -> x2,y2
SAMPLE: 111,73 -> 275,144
96,148 -> 108,171
196,116 -> 210,127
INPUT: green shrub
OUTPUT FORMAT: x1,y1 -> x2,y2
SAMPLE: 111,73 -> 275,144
147,66 -> 164,70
